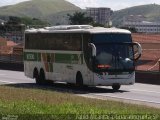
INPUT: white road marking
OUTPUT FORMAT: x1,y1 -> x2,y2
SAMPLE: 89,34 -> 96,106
92,94 -> 160,104
131,89 -> 160,94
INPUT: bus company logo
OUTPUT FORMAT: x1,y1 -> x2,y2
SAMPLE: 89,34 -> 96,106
26,53 -> 35,60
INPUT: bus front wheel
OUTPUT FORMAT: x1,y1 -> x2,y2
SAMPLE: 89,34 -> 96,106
76,72 -> 83,87
112,84 -> 121,90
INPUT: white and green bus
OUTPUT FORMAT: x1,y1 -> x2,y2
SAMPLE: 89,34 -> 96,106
24,25 -> 142,90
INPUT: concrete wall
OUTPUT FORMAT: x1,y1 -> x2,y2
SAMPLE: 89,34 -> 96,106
0,62 -> 23,71
136,71 -> 160,85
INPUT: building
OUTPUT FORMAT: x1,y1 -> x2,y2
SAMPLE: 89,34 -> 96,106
86,7 -> 113,25
0,19 -> 5,25
122,15 -> 160,33
0,24 -> 25,43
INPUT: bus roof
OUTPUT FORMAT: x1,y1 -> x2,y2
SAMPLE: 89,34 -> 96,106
25,25 -> 131,34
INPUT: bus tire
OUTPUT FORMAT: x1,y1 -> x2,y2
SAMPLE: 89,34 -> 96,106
39,69 -> 45,85
112,84 -> 121,90
33,68 -> 41,85
76,72 -> 83,87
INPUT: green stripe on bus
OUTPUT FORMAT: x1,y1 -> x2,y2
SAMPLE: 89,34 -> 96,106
24,52 -> 83,64
55,53 -> 82,64
37,53 -> 41,61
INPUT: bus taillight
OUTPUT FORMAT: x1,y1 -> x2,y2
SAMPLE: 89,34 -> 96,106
97,65 -> 111,69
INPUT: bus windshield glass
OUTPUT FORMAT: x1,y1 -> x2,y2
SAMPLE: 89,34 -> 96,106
92,33 -> 134,72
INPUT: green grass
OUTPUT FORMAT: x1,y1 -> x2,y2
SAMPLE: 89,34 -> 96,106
0,86 -> 159,120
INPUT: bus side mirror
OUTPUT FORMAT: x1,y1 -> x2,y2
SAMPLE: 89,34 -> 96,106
133,42 -> 142,61
88,43 -> 97,57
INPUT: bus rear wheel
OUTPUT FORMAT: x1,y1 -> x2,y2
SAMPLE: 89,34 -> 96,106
33,69 -> 41,85
39,69 -> 46,85
39,69 -> 53,85
112,84 -> 121,90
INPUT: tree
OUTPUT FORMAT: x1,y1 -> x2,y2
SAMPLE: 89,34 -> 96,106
7,16 -> 22,25
67,12 -> 93,25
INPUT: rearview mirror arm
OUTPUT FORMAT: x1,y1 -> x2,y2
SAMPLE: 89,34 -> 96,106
88,43 -> 97,57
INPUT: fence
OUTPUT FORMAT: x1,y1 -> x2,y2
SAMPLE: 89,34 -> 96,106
0,54 -> 23,71
0,54 -> 23,63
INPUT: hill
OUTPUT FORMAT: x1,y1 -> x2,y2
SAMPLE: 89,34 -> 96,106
112,4 -> 160,26
1,2 -> 160,26
0,0 -> 81,25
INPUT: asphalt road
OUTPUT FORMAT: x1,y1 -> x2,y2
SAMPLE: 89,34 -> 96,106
0,70 -> 160,108
0,70 -> 34,85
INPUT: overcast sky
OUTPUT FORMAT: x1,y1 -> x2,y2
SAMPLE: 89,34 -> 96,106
0,0 -> 30,7
0,0 -> 160,10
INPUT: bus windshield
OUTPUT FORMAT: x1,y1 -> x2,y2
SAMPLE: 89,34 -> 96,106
92,33 -> 135,72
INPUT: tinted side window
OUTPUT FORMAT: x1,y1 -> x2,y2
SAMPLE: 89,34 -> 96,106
25,33 -> 82,51
63,33 -> 82,51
